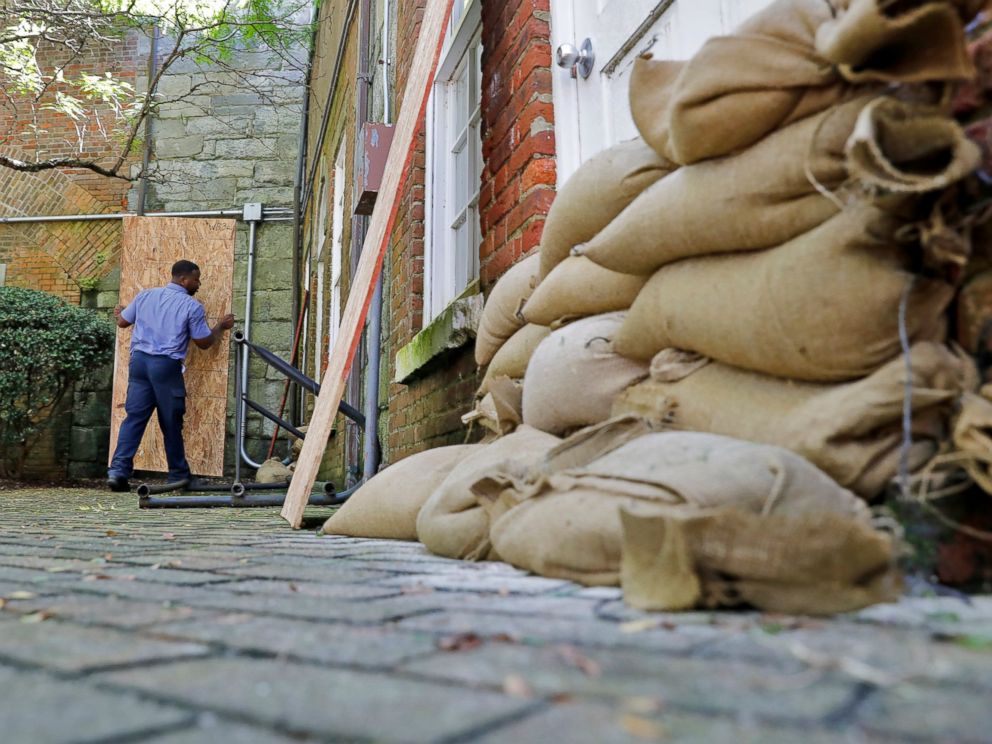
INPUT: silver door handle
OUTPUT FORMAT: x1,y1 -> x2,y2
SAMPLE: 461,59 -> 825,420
556,38 -> 595,79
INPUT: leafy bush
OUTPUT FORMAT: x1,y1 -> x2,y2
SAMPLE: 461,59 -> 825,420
0,287 -> 114,478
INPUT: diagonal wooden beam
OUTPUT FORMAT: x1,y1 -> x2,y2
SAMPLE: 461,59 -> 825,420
282,0 -> 456,528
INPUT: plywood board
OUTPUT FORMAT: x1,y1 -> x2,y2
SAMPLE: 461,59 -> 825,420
282,0 -> 455,527
108,216 -> 236,477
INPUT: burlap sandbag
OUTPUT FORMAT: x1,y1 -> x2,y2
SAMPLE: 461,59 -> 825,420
320,444 -> 481,540
538,138 -> 676,279
614,205 -> 957,381
613,343 -> 977,497
475,254 -> 539,366
579,96 -> 979,275
256,458 -> 293,484
479,323 -> 549,391
955,270 -> 992,353
417,425 -> 560,560
846,96 -> 982,193
815,0 -> 973,84
620,506 -> 900,615
461,376 -> 523,438
522,313 -> 648,435
480,428 -> 869,588
520,256 -> 648,326
641,0 -> 972,164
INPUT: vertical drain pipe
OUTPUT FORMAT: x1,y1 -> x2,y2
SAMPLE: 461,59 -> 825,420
290,2 -> 318,432
362,0 -> 390,480
239,216 -> 264,470
136,25 -> 158,215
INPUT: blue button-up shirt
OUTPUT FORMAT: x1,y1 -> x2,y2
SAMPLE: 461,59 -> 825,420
121,282 -> 212,361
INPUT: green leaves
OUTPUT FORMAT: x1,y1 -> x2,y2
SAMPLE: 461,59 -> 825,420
0,0 -> 311,177
0,287 -> 115,476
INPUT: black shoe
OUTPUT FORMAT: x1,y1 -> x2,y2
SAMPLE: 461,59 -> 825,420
106,476 -> 130,492
185,476 -> 210,491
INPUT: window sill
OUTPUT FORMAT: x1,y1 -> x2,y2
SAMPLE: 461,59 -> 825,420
393,290 -> 483,384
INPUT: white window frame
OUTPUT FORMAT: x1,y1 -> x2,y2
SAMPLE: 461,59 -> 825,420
314,176 -> 327,375
424,0 -> 482,323
330,146 -> 345,360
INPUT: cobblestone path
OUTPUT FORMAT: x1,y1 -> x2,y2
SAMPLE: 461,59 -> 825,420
0,488 -> 990,743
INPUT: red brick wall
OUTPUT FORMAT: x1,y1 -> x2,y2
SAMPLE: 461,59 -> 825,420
384,0 -> 431,460
478,0 -> 557,287
0,34 -> 140,304
381,0 -> 556,463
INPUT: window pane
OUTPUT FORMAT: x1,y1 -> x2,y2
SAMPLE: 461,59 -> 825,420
425,15 -> 483,323
453,65 -> 468,131
454,146 -> 468,213
455,220 -> 469,288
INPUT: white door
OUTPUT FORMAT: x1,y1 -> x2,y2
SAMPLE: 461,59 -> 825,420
550,0 -> 774,183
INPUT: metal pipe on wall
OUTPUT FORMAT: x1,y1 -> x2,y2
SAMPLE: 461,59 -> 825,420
383,0 -> 391,124
347,0 -> 375,483
136,25 -> 159,216
0,207 -> 293,225
361,0 -> 391,480
300,0 -> 361,219
290,1 -> 318,432
238,218 -> 264,470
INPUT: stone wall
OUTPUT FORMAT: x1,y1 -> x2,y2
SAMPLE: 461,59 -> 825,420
0,29 -> 309,481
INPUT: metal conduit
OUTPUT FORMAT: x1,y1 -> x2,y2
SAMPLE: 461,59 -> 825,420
239,218 -> 263,470
0,208 -> 293,224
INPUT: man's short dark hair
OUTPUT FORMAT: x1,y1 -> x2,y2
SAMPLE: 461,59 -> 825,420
171,260 -> 200,278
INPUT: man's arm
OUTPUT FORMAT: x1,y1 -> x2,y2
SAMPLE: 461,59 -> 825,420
192,313 -> 235,350
114,304 -> 133,329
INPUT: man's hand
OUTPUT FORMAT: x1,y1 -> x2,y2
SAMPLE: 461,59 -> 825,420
114,304 -> 132,329
192,312 -> 236,350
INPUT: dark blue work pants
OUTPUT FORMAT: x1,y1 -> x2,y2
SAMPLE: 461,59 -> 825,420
108,351 -> 191,481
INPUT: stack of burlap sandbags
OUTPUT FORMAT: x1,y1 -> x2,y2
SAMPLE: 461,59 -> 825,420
324,0 -> 992,616
471,417 -> 901,614
482,0 -> 985,501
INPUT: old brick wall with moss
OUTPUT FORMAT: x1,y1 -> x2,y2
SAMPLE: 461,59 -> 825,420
378,0 -> 557,465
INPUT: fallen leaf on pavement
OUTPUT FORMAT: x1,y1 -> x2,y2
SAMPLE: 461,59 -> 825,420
161,533 -> 176,541
8,591 -> 36,600
0,599 -> 6,610
502,674 -> 533,698
401,583 -> 434,595
623,697 -> 664,715
82,574 -> 112,582
557,645 -> 602,677
619,714 -> 667,740
45,567 -> 71,573
620,618 -> 662,634
437,632 -> 483,652
105,530 -> 118,537
21,611 -> 55,624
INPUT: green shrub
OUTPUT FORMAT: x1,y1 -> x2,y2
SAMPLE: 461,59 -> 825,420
0,287 -> 115,478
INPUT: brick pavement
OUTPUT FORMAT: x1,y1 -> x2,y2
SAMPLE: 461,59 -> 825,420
0,487 -> 990,743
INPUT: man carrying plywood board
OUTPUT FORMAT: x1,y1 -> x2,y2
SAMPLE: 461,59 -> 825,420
108,218 -> 236,491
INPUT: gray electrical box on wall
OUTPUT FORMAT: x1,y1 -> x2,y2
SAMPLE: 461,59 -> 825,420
243,203 -> 263,222
0,264 -> 6,286
355,123 -> 395,216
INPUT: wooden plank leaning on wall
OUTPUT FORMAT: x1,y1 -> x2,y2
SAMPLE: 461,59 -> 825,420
282,0 -> 457,527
